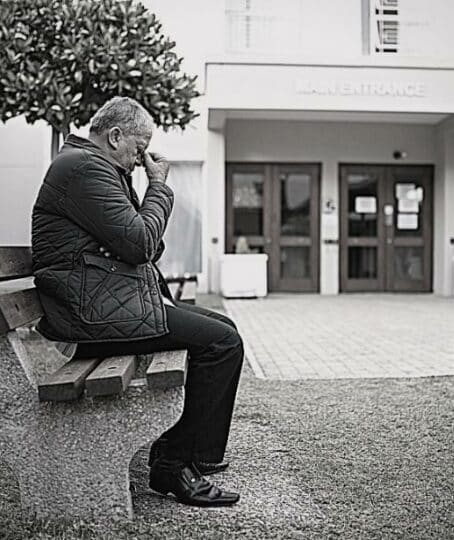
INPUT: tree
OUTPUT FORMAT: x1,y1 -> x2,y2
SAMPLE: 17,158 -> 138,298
0,0 -> 200,157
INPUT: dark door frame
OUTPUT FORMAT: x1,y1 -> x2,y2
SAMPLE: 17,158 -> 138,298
339,164 -> 386,292
226,162 -> 321,293
270,163 -> 321,292
339,163 -> 434,292
384,165 -> 434,292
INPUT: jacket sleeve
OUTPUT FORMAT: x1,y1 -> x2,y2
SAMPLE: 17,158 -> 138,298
65,160 -> 174,265
152,240 -> 166,263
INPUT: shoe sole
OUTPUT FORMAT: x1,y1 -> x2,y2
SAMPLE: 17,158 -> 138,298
149,485 -> 239,507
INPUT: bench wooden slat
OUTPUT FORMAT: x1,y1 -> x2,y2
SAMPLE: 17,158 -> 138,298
38,358 -> 101,402
0,288 -> 43,335
0,277 -> 35,295
180,281 -> 197,304
85,355 -> 136,397
0,247 -> 32,281
145,350 -> 188,390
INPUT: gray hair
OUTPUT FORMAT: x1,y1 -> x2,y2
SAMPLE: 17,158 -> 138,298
89,96 -> 154,137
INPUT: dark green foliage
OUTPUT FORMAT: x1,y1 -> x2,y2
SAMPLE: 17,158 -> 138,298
0,0 -> 199,135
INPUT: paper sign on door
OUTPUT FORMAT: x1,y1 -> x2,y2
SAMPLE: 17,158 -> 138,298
355,196 -> 377,214
397,214 -> 418,230
398,198 -> 419,213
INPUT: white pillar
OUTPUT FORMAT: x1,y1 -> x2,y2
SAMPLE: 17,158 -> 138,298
320,158 -> 339,295
434,126 -> 454,296
206,127 -> 225,293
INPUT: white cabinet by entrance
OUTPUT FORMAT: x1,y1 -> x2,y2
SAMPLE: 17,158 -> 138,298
220,254 -> 268,298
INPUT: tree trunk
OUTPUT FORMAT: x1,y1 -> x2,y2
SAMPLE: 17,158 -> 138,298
51,125 -> 70,160
51,127 -> 60,160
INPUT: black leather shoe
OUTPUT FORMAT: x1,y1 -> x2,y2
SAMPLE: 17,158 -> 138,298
149,462 -> 239,507
149,440 -> 230,476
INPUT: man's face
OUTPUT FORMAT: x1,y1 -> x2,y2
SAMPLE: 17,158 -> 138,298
108,127 -> 152,173
119,131 -> 152,174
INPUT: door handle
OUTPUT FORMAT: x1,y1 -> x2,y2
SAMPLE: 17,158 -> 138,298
384,204 -> 394,227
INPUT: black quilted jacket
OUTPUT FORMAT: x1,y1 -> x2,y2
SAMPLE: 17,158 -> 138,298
31,134 -> 174,343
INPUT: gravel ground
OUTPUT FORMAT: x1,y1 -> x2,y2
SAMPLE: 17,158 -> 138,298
0,297 -> 453,539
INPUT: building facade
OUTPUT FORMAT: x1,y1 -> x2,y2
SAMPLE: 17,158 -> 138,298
1,0 -> 454,295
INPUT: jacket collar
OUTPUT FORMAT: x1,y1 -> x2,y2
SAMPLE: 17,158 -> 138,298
63,134 -> 128,176
63,134 -> 140,208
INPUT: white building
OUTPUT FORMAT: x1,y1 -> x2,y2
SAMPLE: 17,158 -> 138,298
2,0 -> 454,296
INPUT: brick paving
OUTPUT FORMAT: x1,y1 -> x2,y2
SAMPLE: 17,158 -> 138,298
224,294 -> 454,380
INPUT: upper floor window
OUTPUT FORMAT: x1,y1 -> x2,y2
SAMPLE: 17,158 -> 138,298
225,0 -> 361,56
225,0 -> 301,53
368,0 -> 454,58
370,0 -> 399,53
226,0 -> 454,60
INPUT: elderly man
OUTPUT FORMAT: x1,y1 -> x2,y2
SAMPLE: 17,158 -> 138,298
31,96 -> 243,507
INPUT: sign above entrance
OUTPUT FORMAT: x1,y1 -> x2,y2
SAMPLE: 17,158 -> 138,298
207,63 -> 454,114
296,80 -> 425,98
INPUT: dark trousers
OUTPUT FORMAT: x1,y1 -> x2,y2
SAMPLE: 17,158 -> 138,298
74,301 -> 244,463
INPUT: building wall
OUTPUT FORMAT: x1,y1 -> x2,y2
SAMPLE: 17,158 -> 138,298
1,0 -> 454,294
0,118 -> 50,245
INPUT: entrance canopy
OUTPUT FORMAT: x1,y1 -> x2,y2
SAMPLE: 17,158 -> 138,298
208,108 -> 448,130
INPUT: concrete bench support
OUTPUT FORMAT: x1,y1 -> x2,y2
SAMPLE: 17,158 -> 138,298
0,333 -> 184,522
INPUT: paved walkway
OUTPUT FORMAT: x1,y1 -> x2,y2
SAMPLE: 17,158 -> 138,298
224,294 -> 454,380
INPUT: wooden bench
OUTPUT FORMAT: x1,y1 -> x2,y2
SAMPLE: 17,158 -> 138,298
164,273 -> 197,305
0,246 -> 191,522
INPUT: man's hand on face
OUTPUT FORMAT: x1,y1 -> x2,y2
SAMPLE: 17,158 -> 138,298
143,152 -> 170,184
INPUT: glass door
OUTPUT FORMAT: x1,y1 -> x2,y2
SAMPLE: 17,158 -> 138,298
340,165 -> 385,291
270,164 -> 320,292
340,165 -> 433,292
385,166 -> 433,292
225,164 -> 271,255
226,163 -> 320,292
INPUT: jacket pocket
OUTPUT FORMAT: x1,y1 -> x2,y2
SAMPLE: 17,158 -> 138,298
80,253 -> 146,325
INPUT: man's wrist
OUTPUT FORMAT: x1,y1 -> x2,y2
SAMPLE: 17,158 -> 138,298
146,171 -> 166,183
147,177 -> 166,184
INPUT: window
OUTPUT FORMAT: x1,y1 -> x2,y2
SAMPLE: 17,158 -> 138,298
367,0 -> 454,57
157,163 -> 203,275
370,0 -> 399,53
226,0 -> 362,56
225,0 -> 300,53
134,163 -> 202,276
